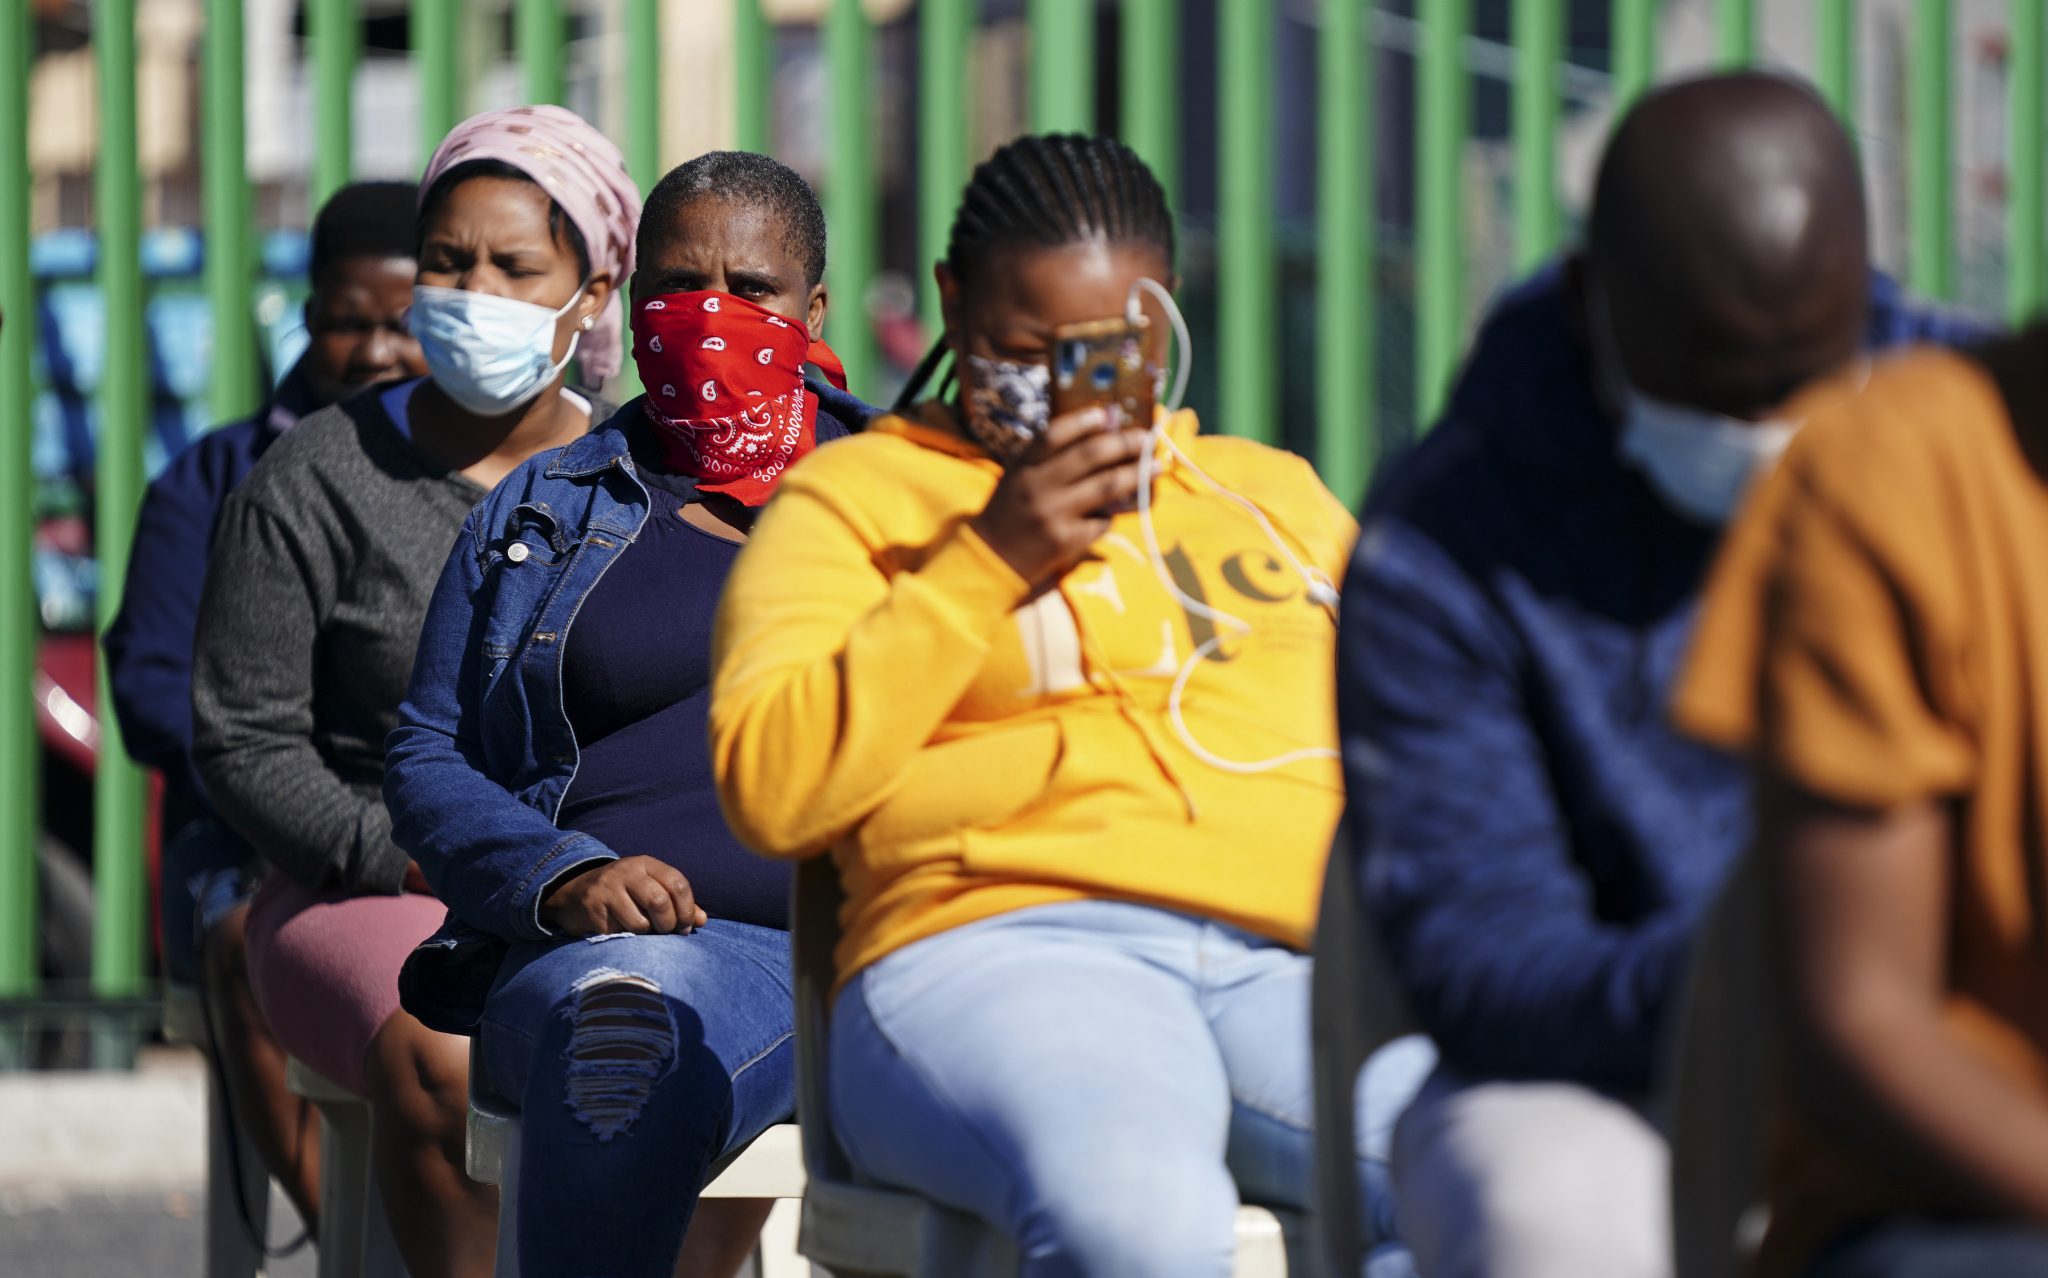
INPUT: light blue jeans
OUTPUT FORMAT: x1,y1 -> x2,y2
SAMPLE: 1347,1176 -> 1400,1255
829,899 -> 1436,1278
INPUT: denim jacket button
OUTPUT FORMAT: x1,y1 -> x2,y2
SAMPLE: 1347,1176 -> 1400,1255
506,542 -> 531,564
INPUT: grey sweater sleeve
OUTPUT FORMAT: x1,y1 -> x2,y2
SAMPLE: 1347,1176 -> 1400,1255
191,493 -> 409,894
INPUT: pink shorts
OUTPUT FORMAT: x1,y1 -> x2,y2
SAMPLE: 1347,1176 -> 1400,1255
244,873 -> 450,1098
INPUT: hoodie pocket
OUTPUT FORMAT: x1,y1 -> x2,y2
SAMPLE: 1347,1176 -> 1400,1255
855,719 -> 1063,870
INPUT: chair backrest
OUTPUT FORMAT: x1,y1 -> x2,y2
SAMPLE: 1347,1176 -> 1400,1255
1666,850 -> 1774,1278
1311,824 -> 1422,1278
792,855 -> 856,1184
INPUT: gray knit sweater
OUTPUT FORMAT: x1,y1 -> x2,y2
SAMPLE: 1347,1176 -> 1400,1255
191,385 -> 604,894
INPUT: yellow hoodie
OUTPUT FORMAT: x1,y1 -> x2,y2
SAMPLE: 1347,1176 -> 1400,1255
710,406 -> 1358,982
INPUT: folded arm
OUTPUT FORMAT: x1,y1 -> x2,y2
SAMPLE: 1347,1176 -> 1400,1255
192,496 -> 408,894
1770,779 -> 2048,1218
384,527 -> 616,940
711,474 -> 1030,859
1340,520 -> 1691,1090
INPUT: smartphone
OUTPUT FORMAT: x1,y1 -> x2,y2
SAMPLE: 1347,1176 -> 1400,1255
1051,315 -> 1156,427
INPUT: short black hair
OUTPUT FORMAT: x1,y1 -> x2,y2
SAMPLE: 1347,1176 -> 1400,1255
639,151 -> 827,286
416,159 -> 592,280
945,133 -> 1175,284
309,181 -> 419,285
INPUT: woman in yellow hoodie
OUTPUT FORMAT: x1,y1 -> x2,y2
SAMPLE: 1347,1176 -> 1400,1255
711,134 -> 1420,1276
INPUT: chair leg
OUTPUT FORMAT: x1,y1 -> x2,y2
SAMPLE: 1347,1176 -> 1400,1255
493,1116 -> 521,1278
1231,1207 -> 1289,1278
203,1069 -> 266,1278
757,1200 -> 804,1278
313,1094 -> 412,1278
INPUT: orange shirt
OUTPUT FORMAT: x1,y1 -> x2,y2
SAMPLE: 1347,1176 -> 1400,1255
1675,336 -> 2048,1275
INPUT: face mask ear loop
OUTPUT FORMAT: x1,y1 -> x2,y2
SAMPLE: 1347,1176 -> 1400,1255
539,280 -> 591,391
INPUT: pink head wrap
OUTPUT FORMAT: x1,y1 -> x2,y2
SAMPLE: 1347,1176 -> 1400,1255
420,105 -> 643,381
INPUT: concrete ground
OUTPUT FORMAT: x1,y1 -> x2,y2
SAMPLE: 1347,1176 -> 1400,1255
0,1184 -> 318,1278
0,1043 -> 816,1278
0,1044 -> 316,1278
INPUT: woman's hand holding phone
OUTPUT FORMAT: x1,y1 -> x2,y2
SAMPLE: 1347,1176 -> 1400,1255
539,855 -> 708,936
971,405 -> 1144,589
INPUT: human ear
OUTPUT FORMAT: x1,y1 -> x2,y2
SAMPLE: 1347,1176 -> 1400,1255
805,282 -> 828,342
576,273 -> 614,330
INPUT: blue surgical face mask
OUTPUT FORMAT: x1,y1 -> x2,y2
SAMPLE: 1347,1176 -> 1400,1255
410,283 -> 585,416
1616,391 -> 1800,524
1587,282 -> 1803,524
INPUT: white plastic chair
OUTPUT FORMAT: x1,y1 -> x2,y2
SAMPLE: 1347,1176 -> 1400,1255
1666,852 -> 1773,1278
788,856 -> 1297,1278
164,981 -> 273,1278
1309,825 -> 1424,1278
465,1035 -> 808,1278
285,1056 -> 411,1278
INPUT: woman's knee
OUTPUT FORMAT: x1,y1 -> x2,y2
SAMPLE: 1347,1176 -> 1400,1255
552,968 -> 684,1140
1021,1171 -> 1239,1278
363,1010 -> 472,1137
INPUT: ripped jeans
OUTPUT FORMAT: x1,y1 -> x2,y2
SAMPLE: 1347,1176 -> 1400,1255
480,919 -> 795,1278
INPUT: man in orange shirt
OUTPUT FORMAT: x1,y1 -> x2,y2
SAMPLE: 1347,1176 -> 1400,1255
1677,322 -> 2048,1276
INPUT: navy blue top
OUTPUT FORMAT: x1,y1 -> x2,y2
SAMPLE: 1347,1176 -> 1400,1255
556,420 -> 787,928
103,359 -> 320,831
1339,264 -> 1995,1094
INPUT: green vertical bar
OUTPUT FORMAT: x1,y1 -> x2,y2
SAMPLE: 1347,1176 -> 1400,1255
1611,0 -> 1657,113
0,0 -> 38,998
518,0 -> 565,106
1909,0 -> 1951,297
625,0 -> 660,191
734,0 -> 771,155
2010,0 -> 2044,321
919,0 -> 972,329
417,0 -> 463,165
205,0 -> 258,422
1714,0 -> 1754,66
1030,0 -> 1094,133
1513,0 -> 1560,273
1417,0 -> 1466,427
1123,0 -> 1179,208
95,0 -> 150,999
1318,0 -> 1373,507
826,0 -> 877,399
1814,0 -> 1855,121
1219,0 -> 1275,443
309,0 -> 356,207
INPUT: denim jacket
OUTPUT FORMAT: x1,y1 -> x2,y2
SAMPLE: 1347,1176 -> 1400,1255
385,384 -> 870,1032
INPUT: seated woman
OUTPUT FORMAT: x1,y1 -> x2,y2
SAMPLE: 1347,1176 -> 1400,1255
383,150 -> 871,1278
191,106 -> 639,1277
709,133 -> 1421,1277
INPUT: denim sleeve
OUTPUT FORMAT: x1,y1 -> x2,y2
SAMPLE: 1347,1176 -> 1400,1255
1338,520 -> 1688,1091
384,519 -> 614,942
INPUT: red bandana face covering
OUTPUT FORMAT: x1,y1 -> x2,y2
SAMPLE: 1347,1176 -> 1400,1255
631,290 -> 847,506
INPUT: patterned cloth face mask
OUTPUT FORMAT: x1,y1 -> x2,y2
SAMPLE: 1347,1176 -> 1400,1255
962,355 -> 1053,466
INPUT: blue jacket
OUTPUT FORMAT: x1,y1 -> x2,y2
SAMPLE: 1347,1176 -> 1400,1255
385,382 -> 870,953
102,360 -> 318,830
1338,266 -> 1991,1093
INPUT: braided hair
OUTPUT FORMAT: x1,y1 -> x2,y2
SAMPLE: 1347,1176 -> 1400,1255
897,133 -> 1175,409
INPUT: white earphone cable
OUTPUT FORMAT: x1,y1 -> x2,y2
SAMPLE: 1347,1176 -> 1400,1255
1126,277 -> 1341,775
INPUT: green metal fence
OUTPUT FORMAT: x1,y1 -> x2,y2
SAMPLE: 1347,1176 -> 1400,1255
0,0 -> 2045,1008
